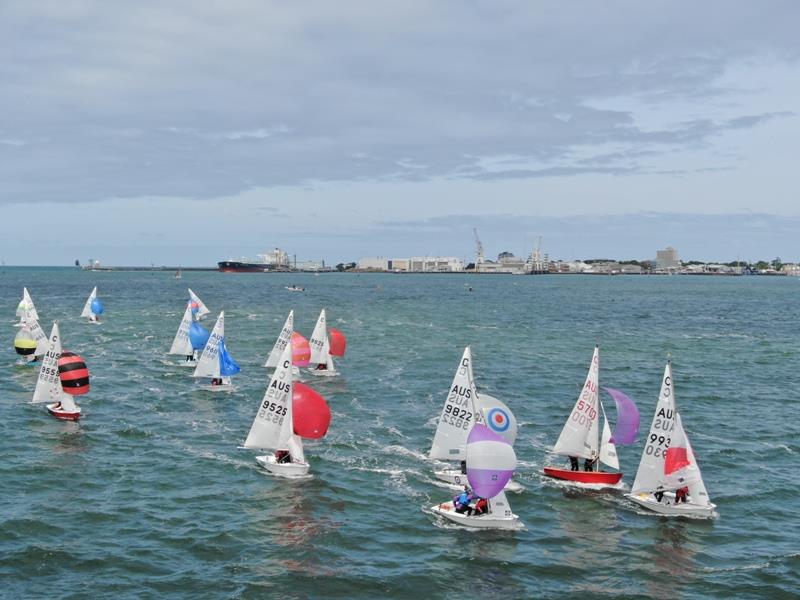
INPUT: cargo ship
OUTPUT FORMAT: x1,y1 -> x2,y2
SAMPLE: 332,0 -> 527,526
218,248 -> 291,273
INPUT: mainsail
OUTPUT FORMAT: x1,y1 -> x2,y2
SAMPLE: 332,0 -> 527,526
80,287 -> 98,318
308,309 -> 329,365
244,343 -> 297,452
193,312 -> 225,378
552,346 -> 600,459
429,347 -> 478,461
265,310 -> 294,368
169,305 -> 195,355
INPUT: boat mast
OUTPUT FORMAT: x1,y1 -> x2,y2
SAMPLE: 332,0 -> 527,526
594,343 -> 600,472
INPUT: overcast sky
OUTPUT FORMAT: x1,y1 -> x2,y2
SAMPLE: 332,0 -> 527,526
1,1 -> 798,265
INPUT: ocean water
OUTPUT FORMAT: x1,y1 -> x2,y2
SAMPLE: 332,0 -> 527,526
1,268 -> 798,599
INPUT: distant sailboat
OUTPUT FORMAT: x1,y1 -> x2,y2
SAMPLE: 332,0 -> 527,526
175,269 -> 182,279
30,322 -> 88,420
625,360 -> 716,518
169,305 -> 198,367
15,287 -> 38,327
80,287 -> 104,323
187,288 -> 210,320
307,308 -> 346,377
192,311 -> 240,390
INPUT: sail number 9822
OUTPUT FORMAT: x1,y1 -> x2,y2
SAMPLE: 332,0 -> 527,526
442,403 -> 472,430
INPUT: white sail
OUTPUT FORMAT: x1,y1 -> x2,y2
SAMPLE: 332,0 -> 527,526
29,319 -> 49,356
17,288 -> 39,324
244,343 -> 294,450
80,287 -> 98,318
475,393 -> 518,445
192,312 -> 225,378
599,410 -> 619,470
265,310 -> 294,368
287,434 -> 305,463
630,361 -> 678,494
31,323 -> 66,404
187,288 -> 210,319
169,305 -> 195,355
308,308 -> 328,365
552,346 -> 600,460
429,347 -> 478,461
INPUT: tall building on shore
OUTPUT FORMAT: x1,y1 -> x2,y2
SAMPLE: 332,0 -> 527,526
655,246 -> 680,271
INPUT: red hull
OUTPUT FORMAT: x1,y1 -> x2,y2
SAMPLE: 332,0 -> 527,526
543,467 -> 622,484
47,407 -> 81,421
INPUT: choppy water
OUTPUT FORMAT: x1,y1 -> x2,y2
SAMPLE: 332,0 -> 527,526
1,268 -> 798,599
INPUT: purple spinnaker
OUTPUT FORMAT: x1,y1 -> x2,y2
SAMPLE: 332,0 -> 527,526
603,387 -> 640,445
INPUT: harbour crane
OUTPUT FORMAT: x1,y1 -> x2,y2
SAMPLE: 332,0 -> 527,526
473,228 -> 485,271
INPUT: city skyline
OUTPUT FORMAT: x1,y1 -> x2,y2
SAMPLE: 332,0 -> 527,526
1,2 -> 798,265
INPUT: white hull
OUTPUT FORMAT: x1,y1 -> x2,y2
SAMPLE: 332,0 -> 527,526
307,367 -> 338,378
178,360 -> 197,368
430,502 -> 522,530
434,469 -> 524,493
256,454 -> 310,477
625,492 -> 716,519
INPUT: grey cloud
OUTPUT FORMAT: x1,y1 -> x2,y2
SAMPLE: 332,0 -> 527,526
0,1 -> 798,206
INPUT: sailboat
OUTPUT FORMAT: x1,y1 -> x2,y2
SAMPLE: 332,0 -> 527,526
15,287 -> 39,327
175,269 -> 182,279
30,322 -> 87,420
625,360 -> 716,518
168,304 -> 198,367
429,346 -> 522,492
307,308 -> 346,377
543,345 -> 639,487
430,424 -> 523,530
264,310 -> 294,369
187,288 -> 210,320
80,287 -> 104,323
192,311 -> 240,390
244,342 -> 310,476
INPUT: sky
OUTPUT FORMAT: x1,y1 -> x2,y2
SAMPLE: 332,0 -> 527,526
1,1 -> 798,266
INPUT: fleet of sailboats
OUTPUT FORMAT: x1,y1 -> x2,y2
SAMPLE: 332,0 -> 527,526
9,283 -> 720,526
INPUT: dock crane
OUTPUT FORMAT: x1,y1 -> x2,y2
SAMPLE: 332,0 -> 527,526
473,228 -> 485,271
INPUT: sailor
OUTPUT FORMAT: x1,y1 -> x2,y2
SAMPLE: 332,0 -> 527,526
453,486 -> 475,516
275,449 -> 291,464
211,378 -> 222,386
654,490 -> 665,503
675,486 -> 689,504
583,456 -> 597,472
569,456 -> 579,471
460,460 -> 467,475
473,497 -> 489,516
